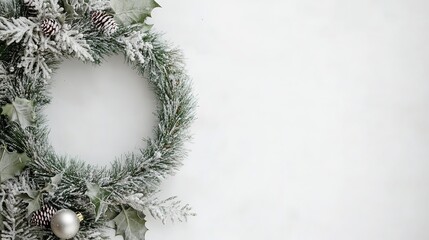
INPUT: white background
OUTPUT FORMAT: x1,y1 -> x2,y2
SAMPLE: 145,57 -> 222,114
44,0 -> 429,239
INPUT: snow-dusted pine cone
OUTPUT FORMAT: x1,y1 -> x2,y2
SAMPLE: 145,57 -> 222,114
30,205 -> 58,227
40,18 -> 60,37
23,0 -> 38,17
91,11 -> 118,35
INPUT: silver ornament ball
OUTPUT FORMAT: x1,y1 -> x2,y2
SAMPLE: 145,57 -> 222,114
50,209 -> 81,239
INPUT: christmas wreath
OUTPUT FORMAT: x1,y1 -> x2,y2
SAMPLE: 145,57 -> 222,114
0,0 -> 196,239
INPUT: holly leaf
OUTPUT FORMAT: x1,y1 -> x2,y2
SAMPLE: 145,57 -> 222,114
18,190 -> 42,217
110,0 -> 160,27
43,173 -> 63,193
61,0 -> 77,16
105,208 -> 120,221
85,182 -> 111,222
1,97 -> 35,129
0,147 -> 30,183
113,207 -> 148,240
17,173 -> 62,216
141,23 -> 153,32
50,173 -> 63,185
26,193 -> 41,216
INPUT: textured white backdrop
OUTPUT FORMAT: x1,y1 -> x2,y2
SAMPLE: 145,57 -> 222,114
44,0 -> 429,239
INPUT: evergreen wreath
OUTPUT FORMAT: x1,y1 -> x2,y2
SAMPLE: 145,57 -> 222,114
0,0 -> 196,239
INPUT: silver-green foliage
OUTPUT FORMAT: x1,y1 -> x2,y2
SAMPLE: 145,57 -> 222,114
0,0 -> 195,239
0,147 -> 30,183
1,97 -> 35,128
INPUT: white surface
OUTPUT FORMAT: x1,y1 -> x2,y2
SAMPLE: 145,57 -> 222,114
44,0 -> 429,239
45,56 -> 156,165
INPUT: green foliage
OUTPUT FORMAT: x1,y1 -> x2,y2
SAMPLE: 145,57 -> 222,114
0,189 -> 38,239
111,0 -> 160,27
18,173 -> 63,216
145,196 -> 196,224
113,207 -> 148,240
0,174 -> 38,239
0,147 -> 30,183
1,97 -> 35,129
0,17 -> 36,45
0,0 -> 18,18
61,0 -> 77,16
19,189 -> 42,217
44,172 -> 63,192
85,182 -> 111,222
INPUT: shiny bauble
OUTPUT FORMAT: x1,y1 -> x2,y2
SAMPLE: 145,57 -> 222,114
50,209 -> 81,239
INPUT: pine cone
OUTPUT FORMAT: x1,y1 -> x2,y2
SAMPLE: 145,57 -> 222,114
40,18 -> 60,37
23,0 -> 38,17
91,11 -> 118,35
30,205 -> 57,227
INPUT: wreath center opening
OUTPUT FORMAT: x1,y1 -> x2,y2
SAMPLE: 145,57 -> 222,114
44,54 -> 157,166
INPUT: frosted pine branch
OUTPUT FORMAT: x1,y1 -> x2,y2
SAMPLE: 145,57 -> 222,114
0,0 -> 18,18
119,30 -> 151,64
0,63 -> 8,98
0,177 -> 38,240
89,0 -> 111,12
0,17 -> 36,45
0,62 -> 6,78
58,0 -> 110,14
124,194 -> 195,224
56,26 -> 94,62
146,197 -> 195,223
41,0 -> 64,19
19,55 -> 53,79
